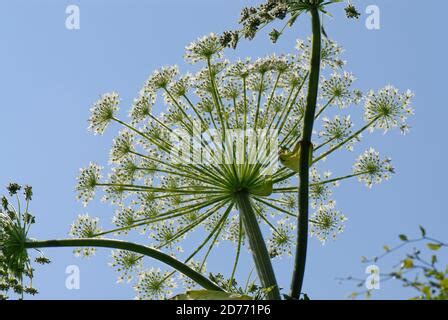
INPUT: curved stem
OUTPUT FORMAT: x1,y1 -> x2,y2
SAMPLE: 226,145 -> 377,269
234,191 -> 281,300
25,238 -> 223,292
290,7 -> 321,299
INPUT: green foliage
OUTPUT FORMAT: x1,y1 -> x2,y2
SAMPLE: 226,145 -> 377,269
346,227 -> 448,300
208,273 -> 271,300
222,0 -> 360,47
427,243 -> 442,251
0,184 -> 50,300
344,4 -> 361,19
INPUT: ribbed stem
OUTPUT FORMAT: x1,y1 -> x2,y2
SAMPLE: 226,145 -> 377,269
235,191 -> 281,300
25,238 -> 223,292
290,6 -> 322,299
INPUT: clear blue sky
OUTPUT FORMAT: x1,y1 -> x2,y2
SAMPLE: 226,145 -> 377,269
0,0 -> 446,299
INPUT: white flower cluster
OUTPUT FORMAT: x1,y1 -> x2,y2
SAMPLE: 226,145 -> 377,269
69,214 -> 102,257
321,72 -> 355,108
75,33 -> 413,298
76,162 -> 103,207
309,168 -> 334,208
134,268 -> 176,300
319,115 -> 356,151
88,92 -> 119,135
268,219 -> 296,258
353,148 -> 394,188
310,201 -> 347,244
297,37 -> 345,69
365,86 -> 414,134
109,250 -> 143,283
184,33 -> 223,63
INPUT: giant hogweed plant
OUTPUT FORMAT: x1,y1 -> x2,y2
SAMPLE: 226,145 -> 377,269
0,0 -> 414,300
223,0 -> 413,299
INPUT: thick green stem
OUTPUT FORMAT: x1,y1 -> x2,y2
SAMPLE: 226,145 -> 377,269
290,7 -> 322,299
25,238 -> 223,292
234,191 -> 281,300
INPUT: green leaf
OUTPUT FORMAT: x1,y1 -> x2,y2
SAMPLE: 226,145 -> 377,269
431,255 -> 437,265
171,290 -> 253,300
427,243 -> 442,251
402,259 -> 414,269
399,234 -> 408,241
348,292 -> 358,299
441,278 -> 448,290
419,225 -> 426,237
383,245 -> 390,252
421,286 -> 432,299
278,143 -> 300,173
